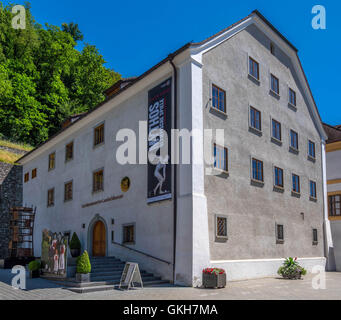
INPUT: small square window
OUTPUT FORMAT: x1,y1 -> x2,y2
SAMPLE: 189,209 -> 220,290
65,142 -> 73,161
271,74 -> 279,95
64,181 -> 73,202
270,42 -> 275,55
252,158 -> 263,182
24,172 -> 29,183
274,167 -> 284,188
111,230 -> 115,243
48,152 -> 55,170
313,229 -> 318,245
276,224 -> 284,243
272,119 -> 282,141
216,216 -> 228,239
308,140 -> 316,159
211,84 -> 226,113
289,88 -> 296,106
123,224 -> 135,244
290,130 -> 299,150
32,168 -> 37,179
214,144 -> 228,172
249,57 -> 259,80
292,174 -> 300,194
47,188 -> 54,207
310,181 -> 317,199
94,123 -> 105,146
250,106 -> 261,131
93,169 -> 104,192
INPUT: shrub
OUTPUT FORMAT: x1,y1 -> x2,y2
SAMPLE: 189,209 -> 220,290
76,251 -> 91,274
203,268 -> 225,275
28,260 -> 41,271
70,232 -> 81,250
278,257 -> 307,279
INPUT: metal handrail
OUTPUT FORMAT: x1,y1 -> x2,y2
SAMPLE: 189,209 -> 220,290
112,241 -> 172,265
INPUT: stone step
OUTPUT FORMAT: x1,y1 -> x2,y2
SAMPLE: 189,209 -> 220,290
90,274 -> 160,282
91,267 -> 125,273
90,262 -> 125,267
90,270 -> 150,277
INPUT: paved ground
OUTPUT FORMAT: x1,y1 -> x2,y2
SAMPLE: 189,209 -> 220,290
0,269 -> 340,300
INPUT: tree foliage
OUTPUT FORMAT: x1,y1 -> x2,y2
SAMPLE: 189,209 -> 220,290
0,2 -> 120,145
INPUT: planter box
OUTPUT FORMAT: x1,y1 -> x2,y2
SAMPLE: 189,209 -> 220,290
203,273 -> 226,288
30,270 -> 40,279
76,273 -> 90,283
70,248 -> 81,258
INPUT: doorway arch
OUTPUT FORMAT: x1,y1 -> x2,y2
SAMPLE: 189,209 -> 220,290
87,215 -> 108,257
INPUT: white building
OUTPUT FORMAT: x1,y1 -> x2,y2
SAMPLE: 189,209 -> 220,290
18,10 -> 332,286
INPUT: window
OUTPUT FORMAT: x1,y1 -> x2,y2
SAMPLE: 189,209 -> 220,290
274,167 -> 284,188
310,181 -> 317,199
213,144 -> 228,172
292,174 -> 300,194
32,168 -> 37,179
111,230 -> 115,243
211,84 -> 226,113
47,188 -> 54,207
94,123 -> 105,146
123,225 -> 135,244
48,152 -> 55,170
289,88 -> 296,106
64,181 -> 73,202
93,169 -> 104,192
276,224 -> 284,243
250,106 -> 261,131
252,158 -> 263,182
249,57 -> 259,80
216,216 -> 227,239
270,42 -> 275,55
272,119 -> 281,141
65,142 -> 73,161
313,229 -> 318,245
24,172 -> 29,183
290,130 -> 299,150
308,140 -> 316,159
270,74 -> 279,95
328,194 -> 341,217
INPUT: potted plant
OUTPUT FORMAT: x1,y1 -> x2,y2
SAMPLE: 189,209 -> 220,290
28,260 -> 41,278
202,268 -> 226,288
76,250 -> 91,282
278,257 -> 307,280
69,232 -> 81,257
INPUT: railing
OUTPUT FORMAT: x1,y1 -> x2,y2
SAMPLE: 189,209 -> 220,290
112,241 -> 172,265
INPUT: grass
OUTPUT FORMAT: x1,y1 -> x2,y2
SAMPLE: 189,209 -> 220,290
0,149 -> 22,164
0,139 -> 33,152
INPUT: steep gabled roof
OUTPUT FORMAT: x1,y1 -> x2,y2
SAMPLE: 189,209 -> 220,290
323,123 -> 341,144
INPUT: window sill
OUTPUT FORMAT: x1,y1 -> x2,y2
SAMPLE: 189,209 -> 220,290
211,167 -> 229,177
288,102 -> 297,112
92,189 -> 104,195
273,185 -> 284,193
65,158 -> 73,163
209,106 -> 227,118
251,179 -> 264,187
309,196 -> 317,202
215,236 -> 228,243
308,155 -> 316,163
269,90 -> 280,99
123,241 -> 135,245
93,142 -> 105,149
248,74 -> 260,85
271,137 -> 282,146
312,241 -> 318,246
291,191 -> 301,198
64,199 -> 73,203
289,146 -> 299,155
249,126 -> 262,136
276,239 -> 284,244
47,204 -> 54,208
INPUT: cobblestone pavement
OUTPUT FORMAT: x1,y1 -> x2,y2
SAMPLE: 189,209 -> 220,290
0,269 -> 340,300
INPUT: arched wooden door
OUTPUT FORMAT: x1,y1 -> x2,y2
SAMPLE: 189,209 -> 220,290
92,220 -> 106,256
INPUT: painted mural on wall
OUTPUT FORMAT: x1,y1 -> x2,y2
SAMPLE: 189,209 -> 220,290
41,229 -> 68,277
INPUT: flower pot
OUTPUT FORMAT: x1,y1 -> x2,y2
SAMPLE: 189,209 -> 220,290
70,248 -> 80,258
203,272 -> 226,288
30,269 -> 40,278
76,273 -> 90,283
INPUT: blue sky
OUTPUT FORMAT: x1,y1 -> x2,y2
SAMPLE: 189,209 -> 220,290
4,0 -> 340,125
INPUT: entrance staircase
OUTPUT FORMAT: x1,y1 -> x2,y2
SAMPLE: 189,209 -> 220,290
50,256 -> 169,293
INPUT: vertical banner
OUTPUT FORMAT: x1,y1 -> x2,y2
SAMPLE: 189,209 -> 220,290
147,78 -> 172,203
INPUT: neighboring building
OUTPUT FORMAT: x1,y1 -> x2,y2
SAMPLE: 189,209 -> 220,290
324,123 -> 341,271
17,10 -> 331,286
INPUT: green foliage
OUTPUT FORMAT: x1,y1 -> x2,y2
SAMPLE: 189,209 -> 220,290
70,232 -> 81,249
278,257 -> 307,279
76,250 -> 91,274
0,3 -> 120,145
28,260 -> 40,271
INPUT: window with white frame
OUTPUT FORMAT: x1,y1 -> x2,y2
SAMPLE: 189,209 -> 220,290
213,144 -> 228,172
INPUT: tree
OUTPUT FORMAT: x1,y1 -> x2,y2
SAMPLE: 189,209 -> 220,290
62,22 -> 83,41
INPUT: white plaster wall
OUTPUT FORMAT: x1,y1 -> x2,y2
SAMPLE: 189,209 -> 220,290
330,221 -> 341,272
326,150 -> 341,180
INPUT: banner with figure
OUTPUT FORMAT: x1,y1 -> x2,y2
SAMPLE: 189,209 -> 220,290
41,230 -> 68,278
147,78 -> 172,203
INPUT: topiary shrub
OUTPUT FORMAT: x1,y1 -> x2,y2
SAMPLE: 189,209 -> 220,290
278,257 -> 307,280
28,260 -> 41,271
70,232 -> 81,250
76,250 -> 91,274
